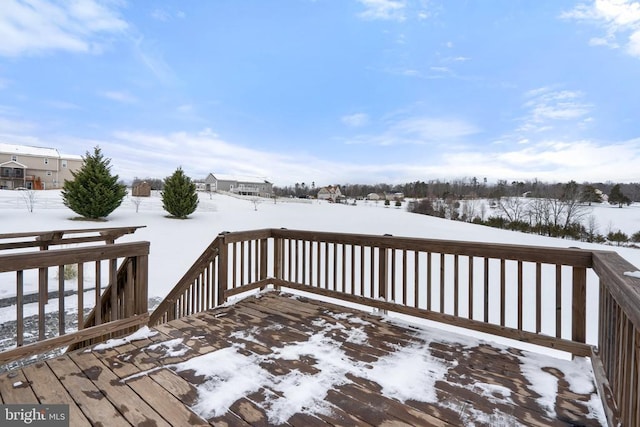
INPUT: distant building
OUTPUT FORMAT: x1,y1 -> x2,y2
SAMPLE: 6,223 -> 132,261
0,143 -> 82,190
132,181 -> 151,197
317,185 -> 342,202
366,193 -> 381,201
384,192 -> 405,201
203,173 -> 273,198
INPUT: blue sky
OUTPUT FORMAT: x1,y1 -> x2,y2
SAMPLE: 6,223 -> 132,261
1,0 -> 639,186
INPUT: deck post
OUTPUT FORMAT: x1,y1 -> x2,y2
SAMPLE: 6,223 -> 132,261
260,238 -> 268,281
379,246 -> 388,301
217,233 -> 228,305
572,266 -> 587,344
274,233 -> 283,290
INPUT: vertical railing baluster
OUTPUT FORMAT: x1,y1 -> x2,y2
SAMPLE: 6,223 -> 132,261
58,265 -> 65,336
517,261 -> 523,331
483,258 -> 489,323
468,257 -> 474,319
333,243 -> 338,291
454,255 -> 459,317
440,254 -> 445,313
390,249 -> 396,302
341,244 -> 346,293
325,242 -> 330,289
351,245 -> 356,295
360,246 -> 365,296
77,262 -> 84,330
38,267 -> 47,340
240,241 -> 245,286
16,270 -> 23,346
414,251 -> 419,308
536,263 -> 542,333
426,252 -> 432,311
556,264 -> 562,338
500,259 -> 506,326
370,247 -> 375,298
95,261 -> 101,326
303,240 -> 308,285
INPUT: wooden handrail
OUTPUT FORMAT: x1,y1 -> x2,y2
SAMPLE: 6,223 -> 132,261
270,228 -> 594,267
0,226 -> 146,251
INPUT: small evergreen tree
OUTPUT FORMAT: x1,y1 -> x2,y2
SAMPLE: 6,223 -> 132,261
61,146 -> 126,219
161,167 -> 198,218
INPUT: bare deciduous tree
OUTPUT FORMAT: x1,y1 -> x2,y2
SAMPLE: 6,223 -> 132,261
131,197 -> 142,213
21,189 -> 37,213
251,197 -> 262,211
497,197 -> 527,222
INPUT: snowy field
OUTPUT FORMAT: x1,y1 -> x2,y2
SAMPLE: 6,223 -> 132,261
2,189 -> 639,300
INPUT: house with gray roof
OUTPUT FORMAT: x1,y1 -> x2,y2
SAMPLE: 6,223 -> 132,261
203,173 -> 273,198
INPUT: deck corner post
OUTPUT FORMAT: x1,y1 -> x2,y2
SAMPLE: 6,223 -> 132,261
260,238 -> 268,281
572,266 -> 587,344
274,236 -> 283,287
217,234 -> 229,305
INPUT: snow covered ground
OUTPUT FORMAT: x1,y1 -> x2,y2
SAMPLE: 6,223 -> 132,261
2,189 -> 639,300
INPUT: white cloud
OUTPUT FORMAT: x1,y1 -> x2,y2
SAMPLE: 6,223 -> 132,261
151,9 -> 170,22
0,0 -> 127,57
177,104 -> 194,113
357,0 -> 406,22
133,36 -> 176,84
100,91 -> 137,103
341,113 -> 370,127
345,115 -> 480,146
562,0 -> 640,58
151,8 -> 185,21
517,87 -> 592,133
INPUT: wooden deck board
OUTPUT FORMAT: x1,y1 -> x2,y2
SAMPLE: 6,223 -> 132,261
0,291 -> 606,426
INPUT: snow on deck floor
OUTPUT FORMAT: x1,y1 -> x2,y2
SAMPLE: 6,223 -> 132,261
90,292 -> 608,425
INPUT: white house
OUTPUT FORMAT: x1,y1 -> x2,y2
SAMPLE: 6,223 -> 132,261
317,185 -> 342,202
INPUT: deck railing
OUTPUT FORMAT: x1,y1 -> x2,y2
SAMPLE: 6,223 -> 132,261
0,227 -> 149,365
151,228 -> 640,426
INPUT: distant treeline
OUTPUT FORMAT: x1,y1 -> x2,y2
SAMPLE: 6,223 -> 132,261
406,181 -> 638,246
274,178 -> 640,202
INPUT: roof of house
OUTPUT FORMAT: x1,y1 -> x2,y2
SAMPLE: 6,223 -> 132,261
0,142 -> 59,158
0,160 -> 28,168
209,173 -> 270,184
318,185 -> 341,194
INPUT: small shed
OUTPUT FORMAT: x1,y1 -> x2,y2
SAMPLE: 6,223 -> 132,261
132,181 -> 151,197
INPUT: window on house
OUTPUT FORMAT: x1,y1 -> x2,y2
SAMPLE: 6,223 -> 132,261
44,158 -> 49,165
61,160 -> 68,168
11,155 -> 17,162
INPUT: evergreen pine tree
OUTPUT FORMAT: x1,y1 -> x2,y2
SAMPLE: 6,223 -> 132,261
61,146 -> 126,219
161,167 -> 199,218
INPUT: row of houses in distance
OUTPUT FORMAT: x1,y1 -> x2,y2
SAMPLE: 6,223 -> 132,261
316,185 -> 404,202
0,143 -> 83,190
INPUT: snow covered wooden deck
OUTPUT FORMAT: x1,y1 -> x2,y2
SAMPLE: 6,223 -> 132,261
0,292 -> 605,426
